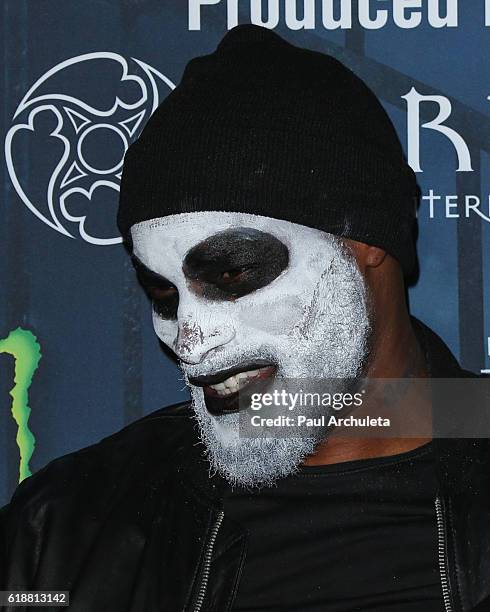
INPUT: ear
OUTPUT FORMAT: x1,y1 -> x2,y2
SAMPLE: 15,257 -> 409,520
344,239 -> 387,271
364,245 -> 388,269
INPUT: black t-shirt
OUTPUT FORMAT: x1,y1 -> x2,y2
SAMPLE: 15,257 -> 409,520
223,443 -> 445,611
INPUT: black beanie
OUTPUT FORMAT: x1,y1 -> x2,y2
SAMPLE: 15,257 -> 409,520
118,25 -> 418,275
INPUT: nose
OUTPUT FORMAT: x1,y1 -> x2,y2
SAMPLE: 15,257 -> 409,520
173,313 -> 236,365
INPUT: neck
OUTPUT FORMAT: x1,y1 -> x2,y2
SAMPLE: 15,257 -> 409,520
302,313 -> 432,467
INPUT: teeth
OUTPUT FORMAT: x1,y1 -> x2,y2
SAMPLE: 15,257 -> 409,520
208,368 -> 266,396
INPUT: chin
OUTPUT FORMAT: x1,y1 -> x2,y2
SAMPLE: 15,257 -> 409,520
189,387 -> 326,489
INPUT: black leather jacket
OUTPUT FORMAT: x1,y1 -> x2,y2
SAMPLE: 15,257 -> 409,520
1,320 -> 489,611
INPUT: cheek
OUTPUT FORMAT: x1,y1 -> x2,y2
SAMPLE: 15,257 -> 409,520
152,313 -> 178,347
296,262 -> 368,339
236,254 -> 331,333
235,291 -> 308,336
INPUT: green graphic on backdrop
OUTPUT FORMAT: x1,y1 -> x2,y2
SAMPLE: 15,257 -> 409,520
0,328 -> 41,482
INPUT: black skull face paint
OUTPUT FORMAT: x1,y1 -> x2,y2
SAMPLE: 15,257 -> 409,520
131,211 -> 371,488
132,257 -> 179,320
182,227 -> 289,300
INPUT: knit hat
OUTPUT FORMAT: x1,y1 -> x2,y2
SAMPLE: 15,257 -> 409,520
118,25 -> 418,275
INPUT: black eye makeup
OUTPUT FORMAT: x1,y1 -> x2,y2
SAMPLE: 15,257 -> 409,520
182,227 -> 289,300
131,255 -> 179,320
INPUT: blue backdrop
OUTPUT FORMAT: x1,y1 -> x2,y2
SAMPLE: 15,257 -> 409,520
1,1 -> 489,506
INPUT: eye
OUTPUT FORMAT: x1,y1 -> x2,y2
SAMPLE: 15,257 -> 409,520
148,285 -> 177,301
131,256 -> 179,320
220,266 -> 251,283
148,284 -> 179,320
182,228 -> 289,301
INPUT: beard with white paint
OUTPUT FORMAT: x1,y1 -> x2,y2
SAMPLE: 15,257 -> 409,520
131,211 -> 371,488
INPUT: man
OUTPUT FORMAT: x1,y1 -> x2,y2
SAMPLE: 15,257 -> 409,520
1,25 -> 489,612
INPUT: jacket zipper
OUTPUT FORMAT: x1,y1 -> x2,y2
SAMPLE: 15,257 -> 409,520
193,510 -> 225,612
435,497 -> 454,612
194,502 -> 455,612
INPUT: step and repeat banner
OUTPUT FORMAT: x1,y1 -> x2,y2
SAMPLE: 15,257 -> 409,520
1,1 -> 489,505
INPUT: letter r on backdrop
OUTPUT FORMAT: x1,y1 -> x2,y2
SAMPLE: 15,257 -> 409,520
403,87 -> 473,173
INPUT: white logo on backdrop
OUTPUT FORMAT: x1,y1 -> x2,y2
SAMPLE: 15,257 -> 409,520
5,53 -> 175,245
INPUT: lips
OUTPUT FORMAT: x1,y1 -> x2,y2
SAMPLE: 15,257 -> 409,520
188,361 -> 277,416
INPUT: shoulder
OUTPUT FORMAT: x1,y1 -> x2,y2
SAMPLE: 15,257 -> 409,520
412,317 -> 490,486
2,401 -> 197,540
1,401 -> 204,588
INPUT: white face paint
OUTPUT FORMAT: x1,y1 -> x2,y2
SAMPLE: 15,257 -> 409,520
131,211 -> 371,488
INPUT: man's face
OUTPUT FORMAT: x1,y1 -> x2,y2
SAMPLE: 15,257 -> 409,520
131,211 -> 371,488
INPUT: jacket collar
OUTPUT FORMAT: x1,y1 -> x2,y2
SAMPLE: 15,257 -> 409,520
412,316 -> 462,378
412,317 -> 489,494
